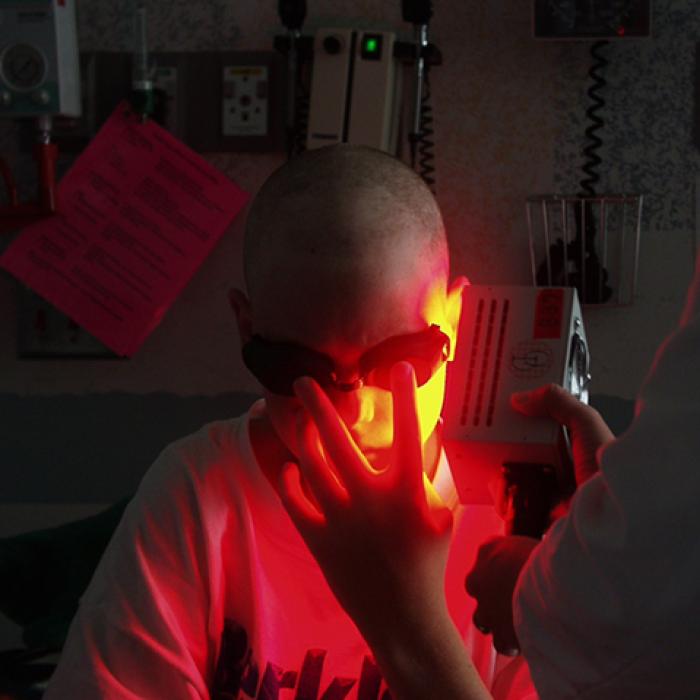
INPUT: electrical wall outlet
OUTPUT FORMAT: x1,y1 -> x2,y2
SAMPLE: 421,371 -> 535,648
185,51 -> 285,152
222,65 -> 268,136
17,286 -> 117,359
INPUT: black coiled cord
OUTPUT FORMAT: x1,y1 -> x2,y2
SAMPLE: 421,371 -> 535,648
536,39 -> 612,302
417,68 -> 436,192
579,40 -> 609,198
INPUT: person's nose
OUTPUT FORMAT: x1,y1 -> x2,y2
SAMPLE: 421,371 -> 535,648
325,385 -> 375,429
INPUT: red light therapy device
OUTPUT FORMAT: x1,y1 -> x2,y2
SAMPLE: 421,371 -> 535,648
442,285 -> 588,536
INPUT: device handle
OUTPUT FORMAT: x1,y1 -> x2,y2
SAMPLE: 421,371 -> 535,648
501,462 -> 559,539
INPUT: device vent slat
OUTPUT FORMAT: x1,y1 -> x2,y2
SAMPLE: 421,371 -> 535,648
459,298 -> 484,426
486,299 -> 510,427
473,299 -> 498,427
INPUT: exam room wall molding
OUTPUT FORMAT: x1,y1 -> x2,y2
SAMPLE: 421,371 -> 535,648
0,0 -> 697,401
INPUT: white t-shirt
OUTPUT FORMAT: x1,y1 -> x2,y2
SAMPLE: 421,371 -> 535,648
514,257 -> 700,699
45,402 -> 536,699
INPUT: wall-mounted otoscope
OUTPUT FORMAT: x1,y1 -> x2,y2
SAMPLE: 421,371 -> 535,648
131,4 -> 155,122
401,0 -> 432,172
278,0 -> 307,158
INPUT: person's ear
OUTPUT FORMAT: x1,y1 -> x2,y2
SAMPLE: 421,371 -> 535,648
445,276 -> 468,361
229,288 -> 253,344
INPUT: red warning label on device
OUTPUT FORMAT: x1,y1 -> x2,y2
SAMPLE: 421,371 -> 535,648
533,289 -> 564,339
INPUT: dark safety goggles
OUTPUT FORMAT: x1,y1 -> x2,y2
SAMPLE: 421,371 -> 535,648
241,324 -> 451,396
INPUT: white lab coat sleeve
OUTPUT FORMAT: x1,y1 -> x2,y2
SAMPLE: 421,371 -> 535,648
513,254 -> 700,699
44,442 -> 217,699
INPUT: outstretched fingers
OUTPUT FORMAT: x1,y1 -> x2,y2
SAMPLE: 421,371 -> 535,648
511,383 -> 614,485
390,362 -> 425,495
511,384 -> 611,441
296,417 -> 349,510
278,461 -> 325,537
293,377 -> 372,493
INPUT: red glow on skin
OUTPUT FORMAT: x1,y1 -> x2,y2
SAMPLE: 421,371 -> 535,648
279,270 -> 469,525
410,272 -> 469,445
328,272 -> 465,468
283,363 -> 453,530
290,368 -> 452,522
261,269 -> 467,482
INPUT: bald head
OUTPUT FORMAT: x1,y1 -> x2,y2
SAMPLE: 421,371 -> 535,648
245,145 -> 447,290
241,145 -> 450,349
235,146 -> 462,470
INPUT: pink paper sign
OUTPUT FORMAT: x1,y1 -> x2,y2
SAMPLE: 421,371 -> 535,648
0,102 -> 249,356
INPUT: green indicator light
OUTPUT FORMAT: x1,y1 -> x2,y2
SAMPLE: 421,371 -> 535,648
365,38 -> 378,53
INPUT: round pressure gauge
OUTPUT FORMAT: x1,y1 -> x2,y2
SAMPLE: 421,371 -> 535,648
567,331 -> 590,404
1,43 -> 47,91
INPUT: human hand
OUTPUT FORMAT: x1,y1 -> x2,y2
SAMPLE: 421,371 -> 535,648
510,383 -> 615,486
277,362 -> 454,644
464,535 -> 539,656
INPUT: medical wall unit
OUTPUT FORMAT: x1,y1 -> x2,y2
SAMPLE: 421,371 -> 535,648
0,0 -> 80,118
276,0 -> 440,190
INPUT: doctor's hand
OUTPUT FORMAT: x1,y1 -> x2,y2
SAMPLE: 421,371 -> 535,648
510,383 -> 615,487
465,535 -> 539,657
464,384 -> 615,656
277,362 -> 454,644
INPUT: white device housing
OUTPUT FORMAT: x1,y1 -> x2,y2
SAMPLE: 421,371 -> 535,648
0,0 -> 80,117
306,27 -> 402,153
442,285 -> 589,505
